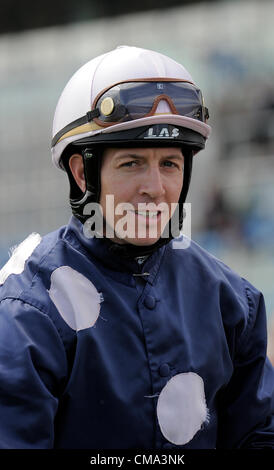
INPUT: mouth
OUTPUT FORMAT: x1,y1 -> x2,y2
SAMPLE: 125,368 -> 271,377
131,210 -> 162,219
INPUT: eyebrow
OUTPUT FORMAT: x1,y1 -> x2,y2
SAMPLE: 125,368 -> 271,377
115,153 -> 184,163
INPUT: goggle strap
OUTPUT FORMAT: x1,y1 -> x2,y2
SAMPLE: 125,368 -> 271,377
52,109 -> 100,147
86,109 -> 100,121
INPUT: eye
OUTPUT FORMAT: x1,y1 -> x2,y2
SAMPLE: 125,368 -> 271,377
120,160 -> 138,168
163,160 -> 179,168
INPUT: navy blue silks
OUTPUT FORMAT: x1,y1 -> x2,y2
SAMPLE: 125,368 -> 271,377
0,216 -> 273,448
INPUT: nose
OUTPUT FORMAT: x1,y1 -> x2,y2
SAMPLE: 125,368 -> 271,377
138,166 -> 165,199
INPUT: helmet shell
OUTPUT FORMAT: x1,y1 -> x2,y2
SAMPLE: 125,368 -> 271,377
52,45 -> 211,169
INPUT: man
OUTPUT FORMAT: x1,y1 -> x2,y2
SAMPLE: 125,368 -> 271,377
0,46 -> 273,449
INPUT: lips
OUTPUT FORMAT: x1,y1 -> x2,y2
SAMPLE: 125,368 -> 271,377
134,210 -> 159,218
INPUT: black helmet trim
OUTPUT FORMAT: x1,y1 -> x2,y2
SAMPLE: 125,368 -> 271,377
73,124 -> 206,152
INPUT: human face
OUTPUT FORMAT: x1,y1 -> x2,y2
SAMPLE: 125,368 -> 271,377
99,147 -> 184,246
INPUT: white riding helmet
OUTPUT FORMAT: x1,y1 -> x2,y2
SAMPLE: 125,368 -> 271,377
51,45 -> 211,169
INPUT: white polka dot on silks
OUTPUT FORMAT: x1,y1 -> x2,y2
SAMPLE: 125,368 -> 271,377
48,266 -> 103,331
156,372 -> 209,445
0,233 -> 41,285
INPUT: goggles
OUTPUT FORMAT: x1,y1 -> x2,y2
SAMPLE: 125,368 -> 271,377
52,79 -> 209,147
94,79 -> 209,125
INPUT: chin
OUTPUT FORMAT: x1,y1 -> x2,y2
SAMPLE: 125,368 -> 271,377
123,236 -> 162,246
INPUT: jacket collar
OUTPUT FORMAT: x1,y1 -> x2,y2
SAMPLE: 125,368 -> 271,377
64,215 -> 166,279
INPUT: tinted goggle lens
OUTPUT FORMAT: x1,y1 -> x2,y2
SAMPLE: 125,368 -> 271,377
94,81 -> 209,124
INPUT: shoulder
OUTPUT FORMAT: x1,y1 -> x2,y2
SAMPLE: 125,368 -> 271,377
0,227 -> 73,337
167,235 -> 252,290
0,226 -> 66,301
0,224 -> 103,340
165,237 -> 265,346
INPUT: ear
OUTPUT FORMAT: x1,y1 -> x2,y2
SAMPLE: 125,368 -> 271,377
69,154 -> 86,192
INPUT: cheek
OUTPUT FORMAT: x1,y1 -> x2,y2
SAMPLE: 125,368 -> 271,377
100,174 -> 134,211
100,171 -> 115,204
168,175 -> 183,201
